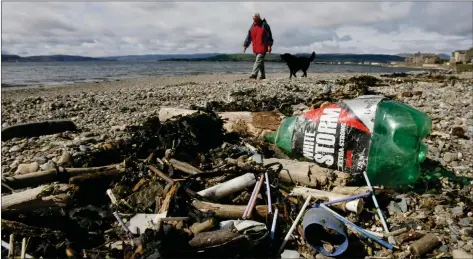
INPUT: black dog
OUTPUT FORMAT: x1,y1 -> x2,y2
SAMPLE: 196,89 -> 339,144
280,52 -> 316,79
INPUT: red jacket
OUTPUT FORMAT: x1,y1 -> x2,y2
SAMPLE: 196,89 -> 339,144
243,19 -> 274,55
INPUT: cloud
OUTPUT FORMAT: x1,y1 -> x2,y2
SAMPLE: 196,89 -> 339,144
1,2 -> 472,56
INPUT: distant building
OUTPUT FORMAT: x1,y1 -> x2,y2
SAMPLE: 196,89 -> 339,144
405,52 -> 441,65
451,47 -> 473,64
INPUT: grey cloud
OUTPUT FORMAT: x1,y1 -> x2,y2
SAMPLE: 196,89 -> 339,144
1,2 -> 471,56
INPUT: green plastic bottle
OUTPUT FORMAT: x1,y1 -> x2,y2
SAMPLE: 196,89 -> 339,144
265,95 -> 432,186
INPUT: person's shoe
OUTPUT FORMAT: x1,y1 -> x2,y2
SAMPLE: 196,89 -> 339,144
259,76 -> 266,80
249,75 -> 257,79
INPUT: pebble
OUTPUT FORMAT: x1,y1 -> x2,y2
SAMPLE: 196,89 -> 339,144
2,122 -> 10,128
79,145 -> 89,152
459,218 -> 470,227
452,249 -> 473,259
443,152 -> 455,163
80,132 -> 95,138
9,145 -> 23,153
40,160 -> 56,171
35,156 -> 48,164
452,207 -> 464,218
57,150 -> 73,165
15,162 -> 39,174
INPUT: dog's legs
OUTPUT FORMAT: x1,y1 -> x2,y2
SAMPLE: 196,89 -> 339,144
303,70 -> 307,77
292,71 -> 297,78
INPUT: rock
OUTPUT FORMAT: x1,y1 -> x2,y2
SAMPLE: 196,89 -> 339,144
388,201 -> 403,215
79,145 -> 89,152
2,122 -> 10,128
40,160 -> 56,171
452,207 -> 464,218
438,245 -> 449,253
458,152 -> 463,160
402,91 -> 413,97
464,244 -> 473,252
80,132 -> 95,138
459,218 -> 470,227
452,249 -> 473,259
57,150 -> 73,165
9,145 -> 23,153
435,205 -> 445,213
15,162 -> 39,174
454,118 -> 464,126
460,228 -> 473,237
398,198 -> 409,213
443,152 -> 456,163
452,126 -> 466,138
35,156 -> 48,164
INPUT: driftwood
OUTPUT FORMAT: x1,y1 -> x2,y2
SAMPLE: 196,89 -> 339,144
264,158 -> 351,188
2,184 -> 74,212
188,229 -> 243,248
291,186 -> 364,214
331,186 -> 372,195
1,219 -> 65,239
190,218 -> 216,234
168,159 -> 203,175
69,166 -> 121,185
197,173 -> 256,200
1,119 -> 77,141
2,164 -> 120,189
192,200 -> 268,219
159,108 -> 284,138
409,233 -> 441,256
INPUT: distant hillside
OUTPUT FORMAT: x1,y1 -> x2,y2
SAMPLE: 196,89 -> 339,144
2,54 -> 112,62
105,53 -> 220,62
163,53 -> 405,63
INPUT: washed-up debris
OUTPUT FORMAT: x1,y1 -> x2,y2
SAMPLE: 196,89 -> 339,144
2,75 -> 473,259
1,119 -> 77,141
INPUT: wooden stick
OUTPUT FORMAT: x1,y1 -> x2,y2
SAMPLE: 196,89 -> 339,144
190,218 -> 216,234
264,158 -> 351,188
20,238 -> 26,259
1,119 -> 77,141
149,165 -> 198,197
331,186 -> 373,196
168,159 -> 203,175
3,164 -> 120,189
2,184 -> 73,212
409,233 -> 441,256
192,200 -> 268,219
8,234 -> 14,259
69,167 -> 120,185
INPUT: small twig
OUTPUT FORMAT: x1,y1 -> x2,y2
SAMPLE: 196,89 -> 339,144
8,234 -> 14,259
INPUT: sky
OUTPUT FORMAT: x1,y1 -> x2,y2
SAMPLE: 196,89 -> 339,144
1,2 -> 472,57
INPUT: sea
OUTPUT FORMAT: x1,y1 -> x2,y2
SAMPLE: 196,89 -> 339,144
1,61 -> 428,88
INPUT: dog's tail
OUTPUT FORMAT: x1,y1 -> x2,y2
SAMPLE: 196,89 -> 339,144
309,51 -> 316,62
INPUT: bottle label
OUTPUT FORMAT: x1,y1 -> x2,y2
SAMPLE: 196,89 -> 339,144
292,95 -> 384,174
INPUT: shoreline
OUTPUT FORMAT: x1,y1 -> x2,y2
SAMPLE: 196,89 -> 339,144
1,63 -> 431,90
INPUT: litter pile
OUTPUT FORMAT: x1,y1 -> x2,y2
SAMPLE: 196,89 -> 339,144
2,73 -> 473,259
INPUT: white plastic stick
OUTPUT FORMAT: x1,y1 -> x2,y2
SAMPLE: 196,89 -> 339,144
278,195 -> 312,254
1,240 -> 33,258
363,171 -> 390,233
198,173 -> 256,200
264,172 -> 272,214
270,208 -> 279,240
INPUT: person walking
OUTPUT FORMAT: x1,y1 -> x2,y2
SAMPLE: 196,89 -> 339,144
243,13 -> 274,80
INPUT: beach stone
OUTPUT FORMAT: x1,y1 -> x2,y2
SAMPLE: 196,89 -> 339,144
452,249 -> 473,259
79,145 -> 89,152
40,160 -> 56,171
35,156 -> 48,164
454,118 -> 464,125
444,152 -> 456,163
458,152 -> 463,159
80,132 -> 95,138
388,201 -> 403,215
459,218 -> 471,227
2,122 -> 10,128
452,207 -> 464,218
452,126 -> 466,138
15,162 -> 39,174
435,205 -> 445,213
9,145 -> 22,153
57,150 -> 73,165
